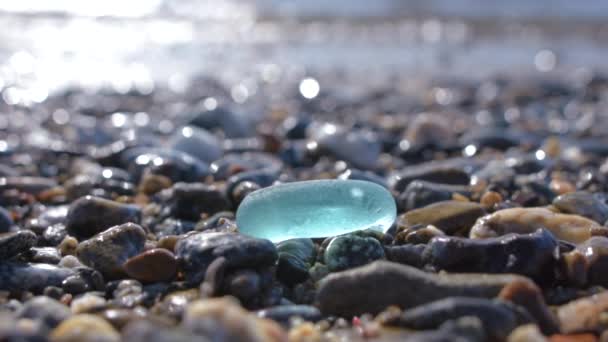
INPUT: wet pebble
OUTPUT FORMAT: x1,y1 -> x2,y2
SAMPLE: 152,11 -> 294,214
168,126 -> 222,163
50,314 -> 120,342
175,232 -> 277,284
62,267 -> 105,295
382,297 -> 532,340
470,207 -> 607,244
64,174 -> 136,201
210,152 -> 282,180
122,148 -> 209,183
153,218 -> 195,238
26,205 -> 69,233
459,128 -> 530,151
420,229 -> 559,283
122,320 -> 200,342
323,233 -> 385,272
562,236 -> 608,287
124,248 -> 177,283
182,297 -> 285,342
281,115 -> 311,140
138,173 -> 172,195
0,312 -> 47,340
59,255 -> 84,269
398,200 -> 485,235
557,291 -> 608,334
337,168 -> 388,188
498,279 -> 560,335
66,196 -> 141,239
70,293 -> 106,314
231,181 -> 262,206
225,168 -> 281,204
316,260 -> 534,317
155,288 -> 199,318
76,223 -> 146,279
17,296 -> 71,329
193,211 -> 235,232
396,224 -> 445,245
480,190 -> 504,208
43,224 -> 69,246
551,333 -> 597,342
309,122 -> 381,170
224,269 -> 261,302
99,308 -> 147,331
0,230 -> 37,260
397,180 -> 471,211
167,182 -> 231,221
553,191 -> 608,225
405,112 -> 456,148
385,243 -> 427,267
28,247 -> 62,264
388,159 -> 472,192
399,316 -> 486,342
189,107 -> 255,138
276,238 -> 316,286
0,262 -> 75,292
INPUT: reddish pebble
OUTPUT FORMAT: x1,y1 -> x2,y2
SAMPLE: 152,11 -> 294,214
480,191 -> 503,208
123,248 -> 178,283
550,179 -> 576,195
550,334 -> 597,342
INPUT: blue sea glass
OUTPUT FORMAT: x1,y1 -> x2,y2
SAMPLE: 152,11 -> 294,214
236,179 -> 397,242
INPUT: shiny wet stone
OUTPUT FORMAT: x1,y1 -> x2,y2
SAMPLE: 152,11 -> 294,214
76,223 -> 146,279
175,232 -> 277,284
323,233 -> 385,272
0,262 -> 75,292
0,230 -> 37,260
553,191 -> 608,224
66,196 -> 141,239
167,182 -> 231,221
398,200 -> 485,235
276,238 -> 316,286
123,248 -> 178,283
236,180 -> 397,243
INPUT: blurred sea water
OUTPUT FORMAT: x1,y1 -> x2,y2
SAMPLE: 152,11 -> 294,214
0,0 -> 606,104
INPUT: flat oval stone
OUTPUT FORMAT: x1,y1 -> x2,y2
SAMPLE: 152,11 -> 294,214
236,180 -> 396,242
123,248 -> 177,283
66,196 -> 141,239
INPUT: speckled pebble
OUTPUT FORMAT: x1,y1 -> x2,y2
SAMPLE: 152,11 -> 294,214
76,223 -> 146,279
323,233 -> 385,272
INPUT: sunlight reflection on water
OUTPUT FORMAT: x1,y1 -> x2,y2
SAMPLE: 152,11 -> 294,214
0,0 -> 604,104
